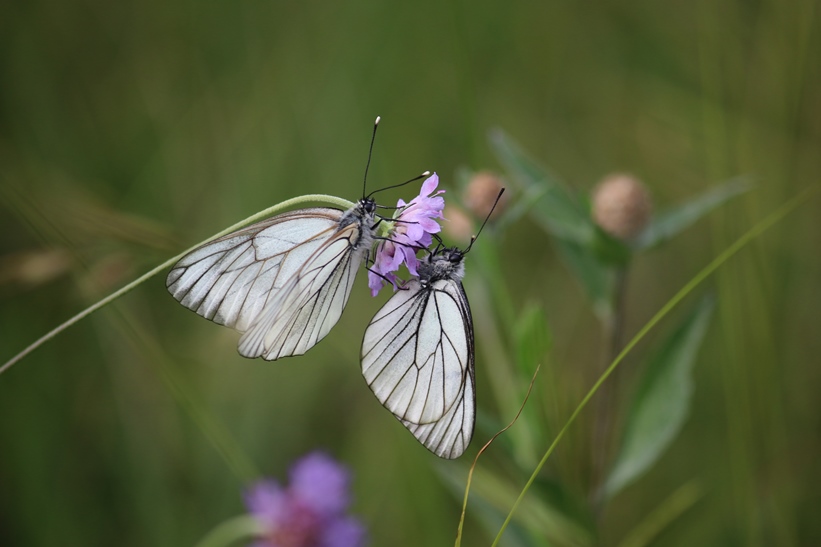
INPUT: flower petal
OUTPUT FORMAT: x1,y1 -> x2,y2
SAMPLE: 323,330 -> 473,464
368,270 -> 384,297
244,480 -> 287,529
319,516 -> 368,547
417,217 -> 442,233
368,172 -> 447,296
419,173 -> 439,196
289,452 -> 351,517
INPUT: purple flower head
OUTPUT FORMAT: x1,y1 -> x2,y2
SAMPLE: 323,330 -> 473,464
289,452 -> 350,517
368,173 -> 445,296
244,452 -> 367,547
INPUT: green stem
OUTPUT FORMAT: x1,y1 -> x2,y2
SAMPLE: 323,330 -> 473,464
490,186 -> 817,546
0,194 -> 354,375
591,266 -> 627,514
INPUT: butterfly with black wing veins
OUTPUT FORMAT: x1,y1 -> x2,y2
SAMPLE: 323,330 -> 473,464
166,117 -> 436,360
361,189 -> 505,459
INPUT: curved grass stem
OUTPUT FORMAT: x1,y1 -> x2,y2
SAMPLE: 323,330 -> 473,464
454,364 -> 541,547
0,194 -> 354,375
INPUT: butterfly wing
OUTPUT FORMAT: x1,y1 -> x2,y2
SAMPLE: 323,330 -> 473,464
361,278 -> 475,459
238,219 -> 371,360
401,365 -> 475,459
166,208 -> 342,332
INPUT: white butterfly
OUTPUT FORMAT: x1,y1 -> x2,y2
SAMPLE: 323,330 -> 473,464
167,198 -> 379,359
361,246 -> 475,459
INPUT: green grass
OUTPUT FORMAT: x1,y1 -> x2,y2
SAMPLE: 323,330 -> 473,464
1,0 -> 819,545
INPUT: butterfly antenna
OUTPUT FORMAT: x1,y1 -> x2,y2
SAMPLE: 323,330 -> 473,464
368,171 -> 430,199
362,116 -> 381,198
465,188 -> 505,253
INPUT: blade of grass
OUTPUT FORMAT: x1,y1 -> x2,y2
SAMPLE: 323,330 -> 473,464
491,186 -> 818,546
0,194 -> 354,375
455,364 -> 541,547
616,481 -> 703,547
110,306 -> 260,482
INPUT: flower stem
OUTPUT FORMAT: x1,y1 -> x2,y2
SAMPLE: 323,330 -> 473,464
0,194 -> 354,375
591,266 -> 628,514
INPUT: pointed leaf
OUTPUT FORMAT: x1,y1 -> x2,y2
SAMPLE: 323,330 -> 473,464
616,481 -> 704,547
496,184 -> 548,233
489,129 -> 596,245
514,304 -> 552,379
456,489 -> 539,547
553,238 -> 615,319
635,178 -> 753,250
603,296 -> 715,500
438,464 -> 595,547
511,305 -> 553,462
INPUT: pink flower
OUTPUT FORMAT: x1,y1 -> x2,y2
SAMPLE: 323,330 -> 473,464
368,173 -> 445,296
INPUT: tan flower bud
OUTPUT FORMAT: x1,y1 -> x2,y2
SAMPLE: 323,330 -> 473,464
442,205 -> 474,244
463,171 -> 508,220
592,173 -> 652,240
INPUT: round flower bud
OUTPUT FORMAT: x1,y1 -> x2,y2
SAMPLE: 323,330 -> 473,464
442,205 -> 474,243
463,171 -> 508,220
591,173 -> 652,240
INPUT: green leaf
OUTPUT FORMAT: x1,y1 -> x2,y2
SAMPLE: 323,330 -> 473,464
514,304 -> 552,379
591,227 -> 632,267
497,184 -> 549,234
616,481 -> 704,547
511,305 -> 553,463
603,296 -> 715,500
531,477 -> 596,544
634,177 -> 753,250
489,129 -> 597,245
439,464 -> 595,547
553,238 -> 615,319
458,489 -> 540,547
488,129 -> 629,317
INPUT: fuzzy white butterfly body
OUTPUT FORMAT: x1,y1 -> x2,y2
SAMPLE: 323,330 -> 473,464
167,198 -> 377,359
361,248 -> 475,459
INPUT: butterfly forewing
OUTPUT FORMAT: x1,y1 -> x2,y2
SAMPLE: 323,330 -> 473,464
166,208 -> 342,332
238,218 -> 371,360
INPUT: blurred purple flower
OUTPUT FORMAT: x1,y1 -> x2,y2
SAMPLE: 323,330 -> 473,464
244,452 -> 367,547
368,173 -> 445,296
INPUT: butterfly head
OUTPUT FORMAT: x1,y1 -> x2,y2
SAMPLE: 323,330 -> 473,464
419,247 -> 465,285
341,197 -> 376,225
442,247 -> 465,265
359,196 -> 377,216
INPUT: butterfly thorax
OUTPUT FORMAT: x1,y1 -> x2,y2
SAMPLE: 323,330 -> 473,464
338,197 -> 377,249
419,248 -> 465,286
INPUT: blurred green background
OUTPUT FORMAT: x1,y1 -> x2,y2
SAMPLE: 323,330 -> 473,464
1,0 -> 819,545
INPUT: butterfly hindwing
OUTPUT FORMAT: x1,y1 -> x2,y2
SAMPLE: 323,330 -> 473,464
362,269 -> 475,459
